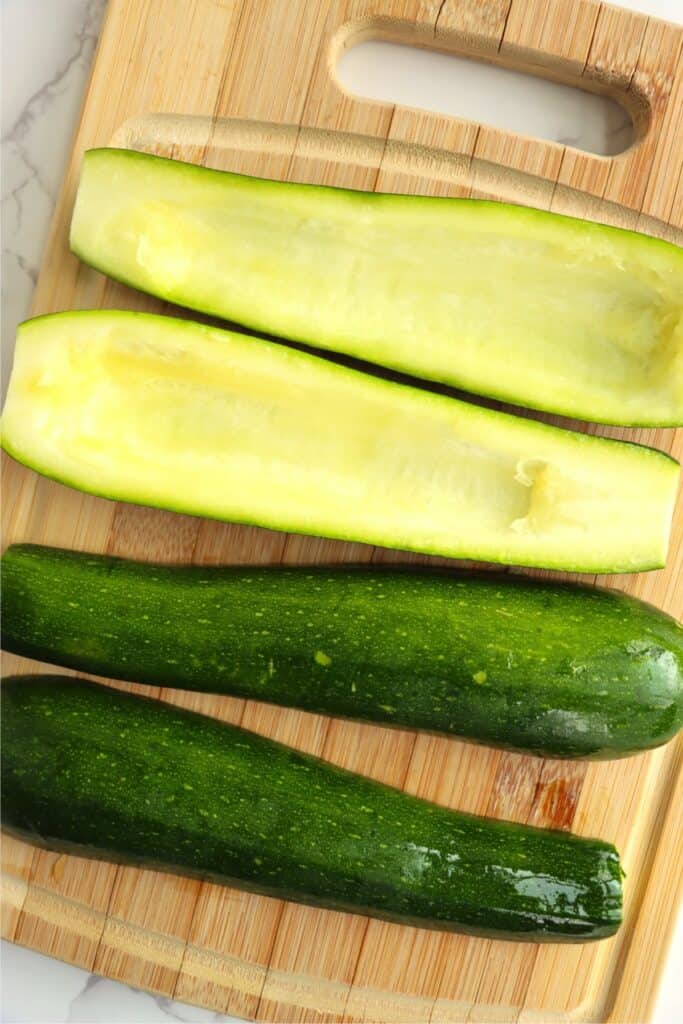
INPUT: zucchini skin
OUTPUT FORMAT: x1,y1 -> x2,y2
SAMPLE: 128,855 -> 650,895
3,544 -> 682,759
1,675 -> 623,941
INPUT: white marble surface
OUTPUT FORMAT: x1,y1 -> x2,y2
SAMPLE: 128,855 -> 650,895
1,0 -> 681,1020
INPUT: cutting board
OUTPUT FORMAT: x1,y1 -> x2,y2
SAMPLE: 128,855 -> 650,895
2,1 -> 682,1021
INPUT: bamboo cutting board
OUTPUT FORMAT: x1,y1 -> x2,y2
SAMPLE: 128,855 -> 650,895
2,0 -> 682,1020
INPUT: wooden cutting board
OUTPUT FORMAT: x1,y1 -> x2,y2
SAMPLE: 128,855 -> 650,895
2,1 -> 682,1020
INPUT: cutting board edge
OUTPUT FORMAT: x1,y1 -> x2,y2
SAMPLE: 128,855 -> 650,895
2,0 -> 682,1020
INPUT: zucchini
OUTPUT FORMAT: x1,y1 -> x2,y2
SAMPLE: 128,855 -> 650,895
70,147 -> 683,426
3,544 -> 682,760
1,311 -> 678,573
1,675 -> 624,941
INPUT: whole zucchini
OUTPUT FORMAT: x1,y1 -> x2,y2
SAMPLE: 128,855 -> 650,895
70,147 -> 683,426
3,544 -> 681,759
1,311 -> 678,573
1,675 -> 624,941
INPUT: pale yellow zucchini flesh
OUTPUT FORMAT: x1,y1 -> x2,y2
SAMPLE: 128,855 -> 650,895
2,311 -> 678,572
70,148 -> 683,426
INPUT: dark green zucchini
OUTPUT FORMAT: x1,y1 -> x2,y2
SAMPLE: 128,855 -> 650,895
3,544 -> 682,759
1,675 -> 623,941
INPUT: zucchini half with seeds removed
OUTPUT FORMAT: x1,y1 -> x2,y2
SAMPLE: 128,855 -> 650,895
1,675 -> 624,941
70,147 -> 683,426
3,544 -> 682,759
1,311 -> 678,573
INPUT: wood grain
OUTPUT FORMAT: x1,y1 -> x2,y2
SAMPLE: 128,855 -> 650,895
2,1 -> 682,1022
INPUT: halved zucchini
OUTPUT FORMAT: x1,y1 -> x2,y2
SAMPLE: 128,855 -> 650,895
1,310 -> 678,572
1,675 -> 624,940
70,147 -> 683,426
3,544 -> 682,758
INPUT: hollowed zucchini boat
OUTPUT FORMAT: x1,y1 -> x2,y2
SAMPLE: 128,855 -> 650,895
70,147 -> 683,425
1,310 -> 678,572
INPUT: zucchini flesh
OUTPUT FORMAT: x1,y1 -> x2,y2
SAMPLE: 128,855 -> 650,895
3,544 -> 682,760
1,675 -> 623,941
1,311 -> 678,573
70,147 -> 683,426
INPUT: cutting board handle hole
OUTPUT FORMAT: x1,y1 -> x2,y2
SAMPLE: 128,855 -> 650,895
336,39 -> 636,157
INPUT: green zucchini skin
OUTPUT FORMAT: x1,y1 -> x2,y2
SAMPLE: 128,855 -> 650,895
3,544 -> 682,759
1,675 -> 623,941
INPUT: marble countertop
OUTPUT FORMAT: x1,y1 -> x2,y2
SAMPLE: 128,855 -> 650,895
1,0 -> 681,1020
